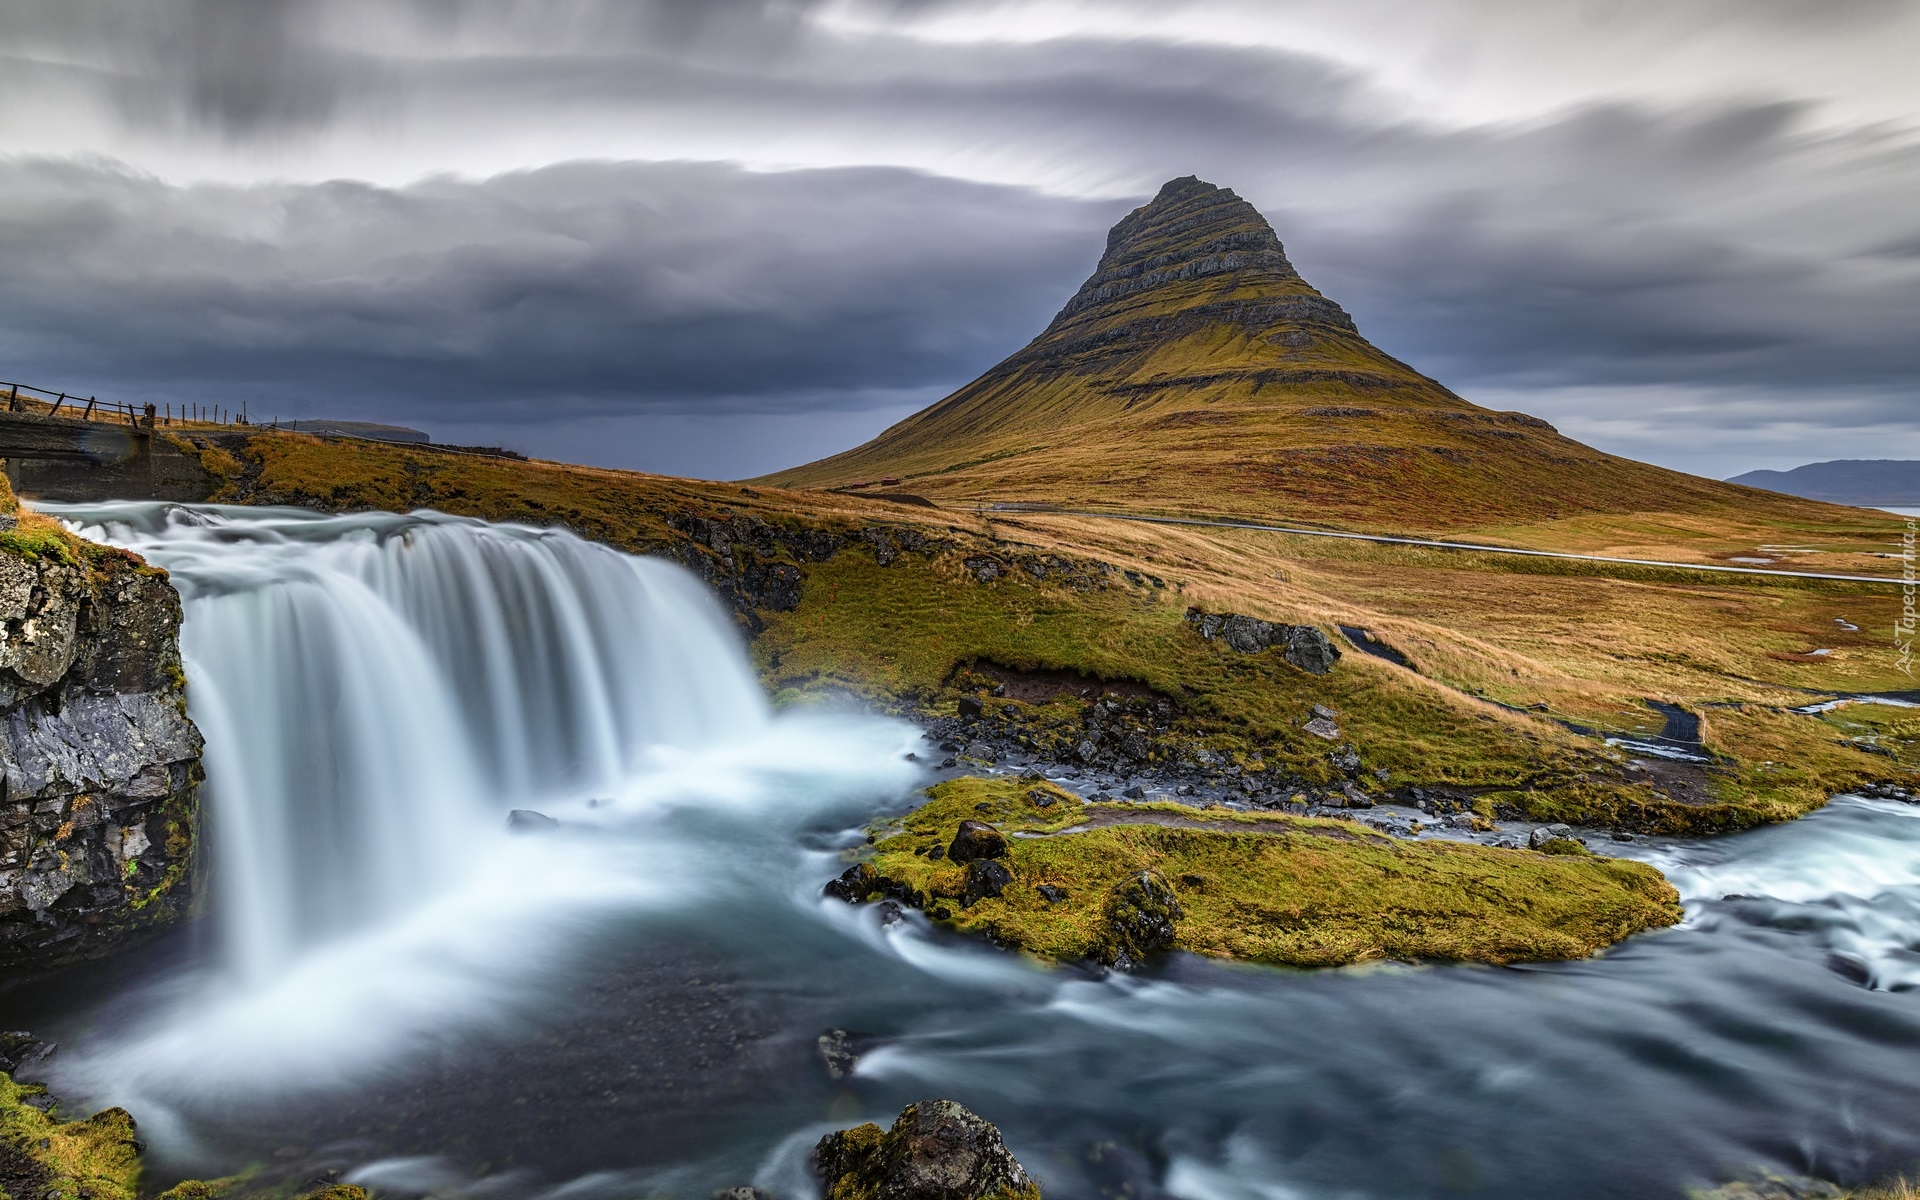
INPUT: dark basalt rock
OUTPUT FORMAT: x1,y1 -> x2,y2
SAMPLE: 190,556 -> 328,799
1282,626 -> 1340,675
1094,869 -> 1184,970
947,820 -> 1008,863
1,547 -> 203,979
825,863 -> 927,909
1183,607 -> 1340,675
814,1099 -> 1040,1200
962,859 -> 1013,907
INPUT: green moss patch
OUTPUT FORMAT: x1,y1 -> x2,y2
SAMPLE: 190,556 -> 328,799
846,777 -> 1683,968
1,1073 -> 143,1200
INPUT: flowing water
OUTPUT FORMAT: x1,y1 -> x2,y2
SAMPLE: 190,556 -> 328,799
6,503 -> 1920,1200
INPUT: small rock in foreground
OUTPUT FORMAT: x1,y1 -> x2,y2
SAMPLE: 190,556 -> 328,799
814,1099 -> 1040,1200
948,820 -> 1009,862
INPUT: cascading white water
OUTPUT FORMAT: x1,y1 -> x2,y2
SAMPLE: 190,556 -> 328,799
52,502 -> 770,981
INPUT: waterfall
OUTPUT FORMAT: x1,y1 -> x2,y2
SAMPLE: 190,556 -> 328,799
50,502 -> 770,981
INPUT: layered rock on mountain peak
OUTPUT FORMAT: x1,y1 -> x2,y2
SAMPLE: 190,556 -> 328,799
761,176 -> 1850,532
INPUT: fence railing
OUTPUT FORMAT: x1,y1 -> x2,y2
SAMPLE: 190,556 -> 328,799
3,380 -> 263,430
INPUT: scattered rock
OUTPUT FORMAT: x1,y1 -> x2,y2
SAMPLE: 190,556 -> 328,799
948,820 -> 1009,862
1036,885 -> 1068,903
1340,783 -> 1374,809
1184,608 -> 1340,675
506,809 -> 560,833
1093,869 -> 1183,970
962,859 -> 1013,906
813,1099 -> 1040,1200
957,696 -> 984,720
964,558 -> 1004,584
1026,788 -> 1055,808
1121,785 -> 1147,800
1529,824 -> 1574,849
1302,717 -> 1340,740
817,1029 -> 860,1080
963,742 -> 997,763
1283,627 -> 1340,675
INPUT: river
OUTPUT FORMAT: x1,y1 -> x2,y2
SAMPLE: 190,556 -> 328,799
5,502 -> 1918,1200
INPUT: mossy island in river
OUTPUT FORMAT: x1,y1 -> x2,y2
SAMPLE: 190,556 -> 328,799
829,776 -> 1683,969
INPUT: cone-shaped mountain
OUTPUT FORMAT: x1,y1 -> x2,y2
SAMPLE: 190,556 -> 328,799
763,177 -> 1843,534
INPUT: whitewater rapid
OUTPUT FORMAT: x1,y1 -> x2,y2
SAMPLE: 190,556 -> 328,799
39,503 -> 919,1115
15,502 -> 1920,1200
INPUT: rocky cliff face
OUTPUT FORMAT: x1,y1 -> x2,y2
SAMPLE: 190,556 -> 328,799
0,510 -> 202,980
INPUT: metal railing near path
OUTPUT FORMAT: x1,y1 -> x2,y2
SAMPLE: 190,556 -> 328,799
3,379 -> 267,430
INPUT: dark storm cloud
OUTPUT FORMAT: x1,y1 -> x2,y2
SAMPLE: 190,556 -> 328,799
0,157 -> 1113,428
1280,103 -> 1920,394
1,0 -> 1916,473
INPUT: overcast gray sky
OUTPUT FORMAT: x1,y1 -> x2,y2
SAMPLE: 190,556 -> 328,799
1,0 -> 1916,479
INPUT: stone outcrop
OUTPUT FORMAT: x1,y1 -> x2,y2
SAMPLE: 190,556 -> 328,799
1184,607 -> 1341,674
814,1099 -> 1040,1200
0,526 -> 202,980
1092,869 -> 1184,970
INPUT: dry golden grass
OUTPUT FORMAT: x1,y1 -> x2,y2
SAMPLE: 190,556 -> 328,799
82,430 -> 1907,831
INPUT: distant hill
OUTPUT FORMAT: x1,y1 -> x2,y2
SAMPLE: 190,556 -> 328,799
285,420 -> 429,443
1727,460 -> 1920,506
762,176 -> 1857,535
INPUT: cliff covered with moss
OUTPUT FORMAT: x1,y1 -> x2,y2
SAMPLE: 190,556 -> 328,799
0,483 -> 202,980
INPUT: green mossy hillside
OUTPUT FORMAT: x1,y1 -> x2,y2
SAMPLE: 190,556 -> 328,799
845,777 -> 1683,967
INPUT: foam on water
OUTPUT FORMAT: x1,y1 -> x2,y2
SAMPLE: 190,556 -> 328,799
41,502 -> 920,1116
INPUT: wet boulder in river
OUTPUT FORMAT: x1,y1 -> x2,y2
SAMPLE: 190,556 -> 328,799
507,809 -> 560,833
814,1099 -> 1041,1200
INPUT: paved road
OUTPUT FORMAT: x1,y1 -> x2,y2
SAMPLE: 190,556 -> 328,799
1008,508 -> 1907,586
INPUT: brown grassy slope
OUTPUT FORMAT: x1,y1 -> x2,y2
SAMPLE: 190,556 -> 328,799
758,176 -> 1890,557
154,431 -> 1913,834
